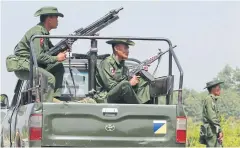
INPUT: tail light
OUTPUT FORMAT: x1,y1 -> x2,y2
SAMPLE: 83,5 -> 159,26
29,114 -> 42,141
176,116 -> 187,143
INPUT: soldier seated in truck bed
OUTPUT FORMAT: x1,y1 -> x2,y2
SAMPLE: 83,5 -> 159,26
95,39 -> 151,104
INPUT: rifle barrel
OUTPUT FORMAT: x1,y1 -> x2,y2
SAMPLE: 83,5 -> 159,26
115,7 -> 123,13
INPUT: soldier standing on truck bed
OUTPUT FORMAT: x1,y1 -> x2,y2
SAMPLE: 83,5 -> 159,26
199,80 -> 224,147
6,6 -> 68,103
95,39 -> 151,104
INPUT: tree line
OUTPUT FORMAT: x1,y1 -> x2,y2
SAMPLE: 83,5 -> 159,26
182,64 -> 240,121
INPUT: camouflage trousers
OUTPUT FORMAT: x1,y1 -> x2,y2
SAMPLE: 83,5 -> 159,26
15,62 -> 64,102
205,134 -> 222,147
200,124 -> 223,147
105,77 -> 150,104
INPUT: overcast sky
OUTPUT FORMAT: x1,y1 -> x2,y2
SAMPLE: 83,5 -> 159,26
1,1 -> 240,100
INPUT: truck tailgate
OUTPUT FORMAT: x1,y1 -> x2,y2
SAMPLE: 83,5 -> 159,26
41,103 -> 179,147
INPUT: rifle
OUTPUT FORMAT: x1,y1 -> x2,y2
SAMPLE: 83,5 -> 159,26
47,7 -> 124,56
128,45 -> 177,81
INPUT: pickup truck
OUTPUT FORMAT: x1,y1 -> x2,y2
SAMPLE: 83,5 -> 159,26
1,36 -> 187,147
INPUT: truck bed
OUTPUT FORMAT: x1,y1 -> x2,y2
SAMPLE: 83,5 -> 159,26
39,103 -> 185,147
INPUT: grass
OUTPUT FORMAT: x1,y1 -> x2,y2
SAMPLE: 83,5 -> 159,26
186,116 -> 240,147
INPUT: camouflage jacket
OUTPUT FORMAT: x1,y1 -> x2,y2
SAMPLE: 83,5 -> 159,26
15,22 -> 58,64
6,22 -> 58,72
202,94 -> 222,133
95,54 -> 129,92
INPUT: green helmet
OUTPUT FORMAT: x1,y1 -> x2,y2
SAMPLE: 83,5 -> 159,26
34,6 -> 64,17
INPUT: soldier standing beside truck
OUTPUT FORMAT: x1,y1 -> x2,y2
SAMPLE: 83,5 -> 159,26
199,80 -> 224,147
95,39 -> 151,104
6,6 -> 68,102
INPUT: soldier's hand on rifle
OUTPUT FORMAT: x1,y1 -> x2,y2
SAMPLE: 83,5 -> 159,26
129,75 -> 139,86
218,132 -> 223,143
57,51 -> 67,62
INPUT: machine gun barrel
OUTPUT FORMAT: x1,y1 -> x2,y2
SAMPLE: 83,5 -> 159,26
47,7 -> 124,56
76,7 -> 123,35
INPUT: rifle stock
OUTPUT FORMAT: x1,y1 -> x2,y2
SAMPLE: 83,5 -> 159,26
47,7 -> 123,56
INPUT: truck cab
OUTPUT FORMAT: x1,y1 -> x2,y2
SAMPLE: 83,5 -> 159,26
1,36 -> 187,147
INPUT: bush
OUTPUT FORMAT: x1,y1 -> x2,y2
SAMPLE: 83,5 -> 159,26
187,116 -> 240,147
187,118 -> 205,147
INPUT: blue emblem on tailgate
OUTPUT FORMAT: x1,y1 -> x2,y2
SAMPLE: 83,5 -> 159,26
153,120 -> 167,134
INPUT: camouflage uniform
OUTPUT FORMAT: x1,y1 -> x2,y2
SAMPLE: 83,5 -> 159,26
95,39 -> 150,104
200,80 -> 224,147
6,7 -> 65,102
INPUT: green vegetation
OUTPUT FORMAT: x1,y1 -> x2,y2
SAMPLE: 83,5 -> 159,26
187,116 -> 240,147
181,65 -> 240,147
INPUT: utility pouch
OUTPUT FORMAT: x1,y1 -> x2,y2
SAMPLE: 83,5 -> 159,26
206,124 -> 214,138
199,125 -> 207,145
199,123 -> 214,145
6,55 -> 29,72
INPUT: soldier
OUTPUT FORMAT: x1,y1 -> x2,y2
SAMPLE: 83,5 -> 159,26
6,6 -> 67,102
95,39 -> 151,104
200,80 -> 224,147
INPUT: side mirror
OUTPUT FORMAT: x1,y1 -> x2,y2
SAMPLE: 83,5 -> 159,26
0,94 -> 9,109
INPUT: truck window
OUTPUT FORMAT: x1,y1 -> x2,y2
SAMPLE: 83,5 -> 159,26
61,67 -> 89,98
